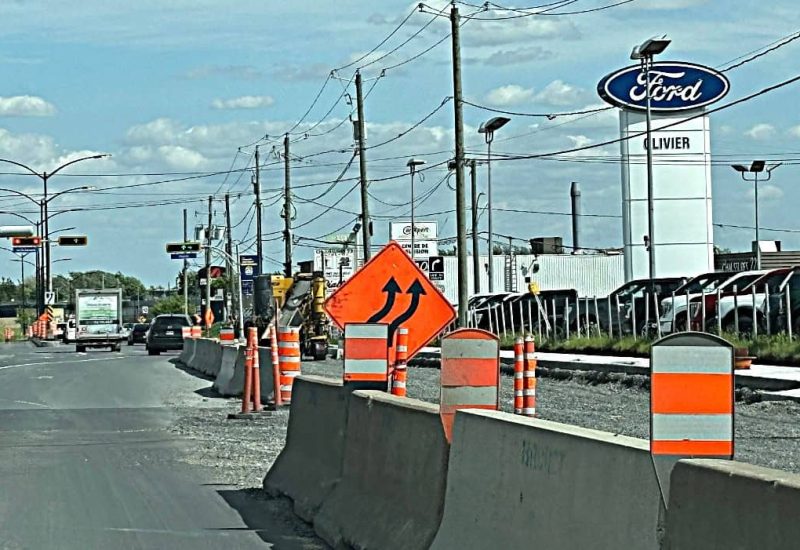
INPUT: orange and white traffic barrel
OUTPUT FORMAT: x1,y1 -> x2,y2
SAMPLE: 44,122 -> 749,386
522,335 -> 536,417
514,337 -> 524,414
391,327 -> 409,397
269,324 -> 282,407
190,326 -> 201,339
277,326 -> 301,404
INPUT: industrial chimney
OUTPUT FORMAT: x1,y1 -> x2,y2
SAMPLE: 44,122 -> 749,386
570,181 -> 581,253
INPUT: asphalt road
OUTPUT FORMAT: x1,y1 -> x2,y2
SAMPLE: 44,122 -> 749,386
0,342 -> 322,550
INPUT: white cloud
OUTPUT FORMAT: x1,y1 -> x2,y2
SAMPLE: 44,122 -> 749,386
788,125 -> 800,138
481,46 -> 553,66
0,95 -> 56,117
211,95 -> 274,110
744,123 -> 775,140
484,84 -> 534,107
183,65 -> 263,80
749,184 -> 783,200
534,80 -> 583,107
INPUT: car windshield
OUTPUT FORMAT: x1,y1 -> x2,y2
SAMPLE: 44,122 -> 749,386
153,317 -> 189,329
720,273 -> 763,291
744,271 -> 793,293
674,273 -> 732,294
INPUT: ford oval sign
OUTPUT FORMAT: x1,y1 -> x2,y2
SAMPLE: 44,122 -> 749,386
597,62 -> 729,112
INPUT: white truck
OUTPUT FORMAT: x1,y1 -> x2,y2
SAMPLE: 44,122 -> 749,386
74,289 -> 126,352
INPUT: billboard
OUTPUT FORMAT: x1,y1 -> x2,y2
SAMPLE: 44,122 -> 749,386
389,221 -> 438,259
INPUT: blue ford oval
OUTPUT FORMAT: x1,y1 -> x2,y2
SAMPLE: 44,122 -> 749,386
597,62 -> 730,112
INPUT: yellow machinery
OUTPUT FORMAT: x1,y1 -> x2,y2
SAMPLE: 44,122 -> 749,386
253,271 -> 330,360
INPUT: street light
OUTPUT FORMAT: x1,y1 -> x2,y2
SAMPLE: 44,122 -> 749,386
630,35 -> 670,288
478,116 -> 510,293
731,161 -> 781,269
0,154 -> 107,312
406,158 -> 426,259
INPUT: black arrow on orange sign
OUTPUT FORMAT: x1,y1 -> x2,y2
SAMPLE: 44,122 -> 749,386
367,277 -> 402,323
388,279 -> 426,345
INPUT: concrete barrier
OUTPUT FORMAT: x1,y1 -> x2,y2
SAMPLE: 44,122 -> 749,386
214,344 -> 244,396
313,390 -> 448,550
178,338 -> 195,365
431,410 -> 663,550
263,376 -> 349,521
190,338 -> 222,377
665,459 -> 800,549
213,345 -> 274,400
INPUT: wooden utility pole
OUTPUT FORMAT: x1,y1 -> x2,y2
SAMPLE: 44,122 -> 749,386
283,134 -> 293,277
451,5 -> 468,327
355,70 -> 371,261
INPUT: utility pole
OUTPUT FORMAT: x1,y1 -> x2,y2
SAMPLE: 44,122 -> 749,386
283,134 -> 293,277
225,193 -> 235,323
355,70 -> 371,261
470,159 -> 480,294
183,208 -> 188,316
450,4 -> 468,328
205,196 -> 213,334
254,146 -> 263,275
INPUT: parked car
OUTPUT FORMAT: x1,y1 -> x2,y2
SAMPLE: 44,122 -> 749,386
121,323 -> 134,338
569,277 -> 687,337
764,269 -> 800,335
658,270 -> 752,334
127,323 -> 149,345
145,314 -> 192,355
693,267 -> 799,334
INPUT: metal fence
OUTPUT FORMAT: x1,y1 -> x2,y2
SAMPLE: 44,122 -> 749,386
464,284 -> 797,342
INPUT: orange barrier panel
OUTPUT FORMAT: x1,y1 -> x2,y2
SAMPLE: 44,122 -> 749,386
513,337 -> 524,414
181,326 -> 191,339
343,323 -> 388,391
278,326 -> 301,404
391,327 -> 408,397
439,328 -> 500,442
219,326 -> 235,342
190,325 -> 201,339
650,333 -> 734,505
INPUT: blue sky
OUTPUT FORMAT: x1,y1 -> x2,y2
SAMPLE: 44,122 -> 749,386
0,0 -> 798,286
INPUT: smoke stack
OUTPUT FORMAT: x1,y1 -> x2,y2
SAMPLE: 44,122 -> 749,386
570,181 -> 581,253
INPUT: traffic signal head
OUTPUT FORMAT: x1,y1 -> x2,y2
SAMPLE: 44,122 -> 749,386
58,235 -> 88,246
11,236 -> 41,247
166,241 -> 201,254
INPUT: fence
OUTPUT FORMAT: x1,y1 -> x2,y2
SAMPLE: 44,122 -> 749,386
464,284 -> 798,342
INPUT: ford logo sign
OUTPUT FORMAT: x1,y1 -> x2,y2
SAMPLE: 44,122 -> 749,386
597,62 -> 729,112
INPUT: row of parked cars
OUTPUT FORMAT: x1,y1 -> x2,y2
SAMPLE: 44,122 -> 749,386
467,267 -> 800,338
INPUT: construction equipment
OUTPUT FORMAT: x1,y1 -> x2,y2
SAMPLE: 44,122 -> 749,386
247,270 -> 330,360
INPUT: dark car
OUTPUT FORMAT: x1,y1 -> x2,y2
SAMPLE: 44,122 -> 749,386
145,314 -> 191,355
569,277 -> 688,337
127,323 -> 150,345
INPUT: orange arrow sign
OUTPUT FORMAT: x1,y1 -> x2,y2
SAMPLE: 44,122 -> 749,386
325,241 -> 455,362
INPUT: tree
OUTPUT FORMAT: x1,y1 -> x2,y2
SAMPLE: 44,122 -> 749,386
150,294 -> 186,316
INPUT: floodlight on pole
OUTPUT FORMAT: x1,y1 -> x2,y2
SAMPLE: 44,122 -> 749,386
731,161 -> 781,269
478,116 -> 510,292
630,35 -> 669,291
407,158 -> 426,259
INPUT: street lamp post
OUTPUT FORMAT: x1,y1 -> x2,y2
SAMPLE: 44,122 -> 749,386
732,161 -> 781,269
630,36 -> 670,285
478,116 -> 510,293
406,158 -> 426,259
0,154 -> 107,308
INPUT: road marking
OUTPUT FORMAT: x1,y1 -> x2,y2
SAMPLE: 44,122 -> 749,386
0,397 -> 50,408
0,356 -> 126,371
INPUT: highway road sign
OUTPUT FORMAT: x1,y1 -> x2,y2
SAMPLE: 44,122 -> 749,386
57,235 -> 88,246
429,255 -> 444,281
325,241 -> 455,362
141,306 -> 149,315
170,253 -> 197,260
44,292 -> 55,305
166,241 -> 201,254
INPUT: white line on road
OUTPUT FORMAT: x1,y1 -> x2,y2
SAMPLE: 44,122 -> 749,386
0,397 -> 50,408
0,356 -> 126,371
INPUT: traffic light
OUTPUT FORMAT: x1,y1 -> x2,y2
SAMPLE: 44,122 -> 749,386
11,236 -> 41,247
166,241 -> 201,254
58,235 -> 88,246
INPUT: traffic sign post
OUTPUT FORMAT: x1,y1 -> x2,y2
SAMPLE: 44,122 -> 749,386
166,241 -> 202,254
429,255 -> 444,281
324,241 -> 455,365
170,253 -> 197,260
57,235 -> 88,246
650,332 -> 734,507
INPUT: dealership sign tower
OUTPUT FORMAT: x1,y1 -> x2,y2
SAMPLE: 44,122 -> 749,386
598,61 -> 729,280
